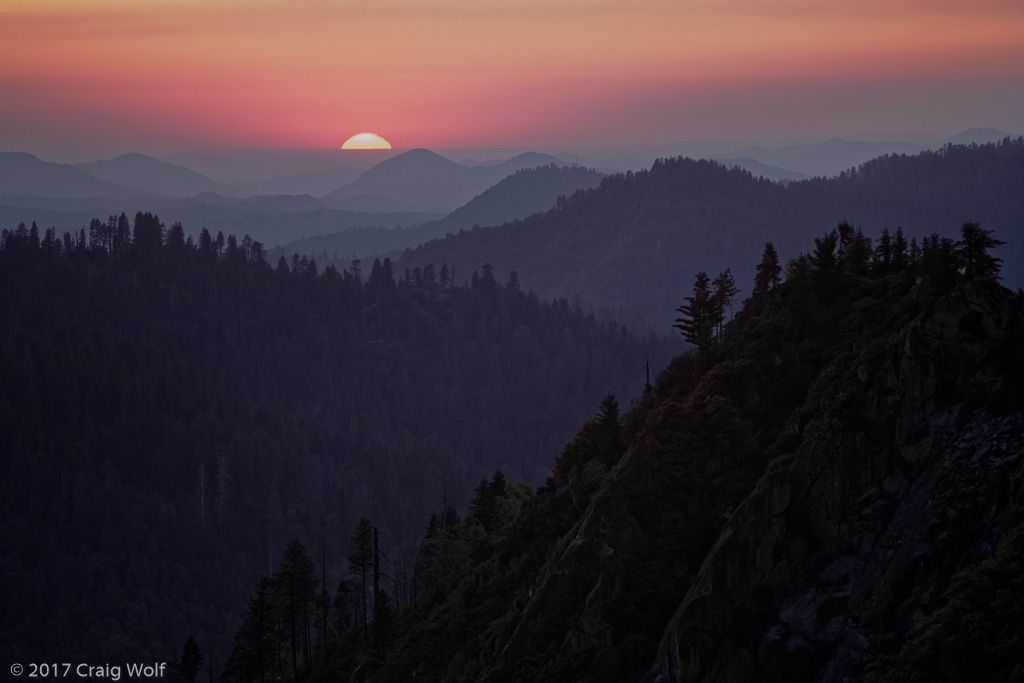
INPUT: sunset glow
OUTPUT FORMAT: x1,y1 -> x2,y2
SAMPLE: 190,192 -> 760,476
342,133 -> 392,150
1,0 -> 1022,155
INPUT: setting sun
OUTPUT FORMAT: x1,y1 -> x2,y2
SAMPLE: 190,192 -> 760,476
342,133 -> 392,150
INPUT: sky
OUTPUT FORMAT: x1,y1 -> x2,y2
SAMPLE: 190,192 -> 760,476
1,0 -> 1023,158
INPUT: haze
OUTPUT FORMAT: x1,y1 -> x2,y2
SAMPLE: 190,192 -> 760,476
2,0 -> 1022,159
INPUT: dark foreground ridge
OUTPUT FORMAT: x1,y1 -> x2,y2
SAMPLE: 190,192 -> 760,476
282,222 -> 1021,682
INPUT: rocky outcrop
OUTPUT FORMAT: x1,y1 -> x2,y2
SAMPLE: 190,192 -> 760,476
645,282 -> 1024,682
497,437 -> 656,678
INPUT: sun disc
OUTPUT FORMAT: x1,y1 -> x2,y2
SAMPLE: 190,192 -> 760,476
342,133 -> 392,150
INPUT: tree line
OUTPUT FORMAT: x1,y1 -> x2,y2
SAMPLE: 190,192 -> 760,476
675,221 -> 1004,354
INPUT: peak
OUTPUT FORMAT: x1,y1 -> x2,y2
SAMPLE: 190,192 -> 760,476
0,151 -> 42,163
377,148 -> 459,168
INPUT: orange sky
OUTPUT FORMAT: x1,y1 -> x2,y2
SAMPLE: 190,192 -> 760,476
1,0 -> 1022,156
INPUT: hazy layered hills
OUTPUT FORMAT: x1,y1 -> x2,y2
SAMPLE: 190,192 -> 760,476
0,152 -> 139,199
231,166 -> 363,197
283,163 -> 605,263
319,148 -> 567,212
717,138 -> 925,178
715,128 -> 1015,178
400,139 -> 1024,329
1,149 -> 582,247
163,148 -> 396,185
77,153 -> 245,198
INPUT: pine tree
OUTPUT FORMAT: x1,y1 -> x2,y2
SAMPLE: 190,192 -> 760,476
489,470 -> 507,499
957,222 -> 1004,281
841,228 -> 872,276
347,517 -> 374,638
753,242 -> 782,312
711,269 -> 740,338
892,227 -> 909,272
469,478 -> 498,532
674,271 -> 717,354
873,227 -> 893,276
810,229 -> 840,300
223,577 -> 278,683
175,635 -> 204,683
275,539 -> 317,681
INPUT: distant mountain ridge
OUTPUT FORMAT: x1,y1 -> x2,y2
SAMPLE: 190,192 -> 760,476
718,138 -> 925,178
77,153 -> 244,198
400,139 -> 1024,328
319,148 -> 569,212
0,152 -> 139,199
282,163 -> 605,263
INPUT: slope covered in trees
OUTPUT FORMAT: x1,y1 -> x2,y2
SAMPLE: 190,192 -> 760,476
279,163 -> 604,271
0,215 -> 675,667
400,139 -> 1024,329
277,220 -> 1023,682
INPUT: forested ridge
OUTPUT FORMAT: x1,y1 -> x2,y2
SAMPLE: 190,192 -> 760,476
231,219 -> 1023,683
401,138 -> 1024,329
0,215 -> 674,669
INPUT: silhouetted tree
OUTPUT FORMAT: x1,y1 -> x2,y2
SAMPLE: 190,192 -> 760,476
810,229 -> 841,301
348,518 -> 374,638
223,578 -> 278,683
753,242 -> 782,312
469,478 -> 498,532
132,211 -> 163,257
892,227 -> 909,272
711,269 -> 740,338
674,272 -> 717,354
841,228 -> 872,277
173,635 -> 203,683
957,222 -> 1004,281
873,227 -> 893,276
275,539 -> 317,681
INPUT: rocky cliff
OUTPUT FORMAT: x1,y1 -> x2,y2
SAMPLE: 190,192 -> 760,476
641,281 -> 1024,682
480,280 -> 1023,683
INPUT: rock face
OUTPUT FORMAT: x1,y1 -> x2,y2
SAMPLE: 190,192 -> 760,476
644,282 -> 1024,682
497,437 -> 656,674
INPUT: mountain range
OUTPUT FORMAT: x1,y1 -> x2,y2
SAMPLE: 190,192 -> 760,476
318,149 -> 569,213
0,152 -> 139,199
399,138 -> 1024,329
76,153 -> 245,198
280,163 -> 606,265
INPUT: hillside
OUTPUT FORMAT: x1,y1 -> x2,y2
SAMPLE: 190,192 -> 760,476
400,138 -> 1024,330
0,152 -> 140,199
0,217 -> 676,668
282,163 -> 604,265
77,153 -> 244,198
288,221 -> 1023,683
319,149 -> 568,213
